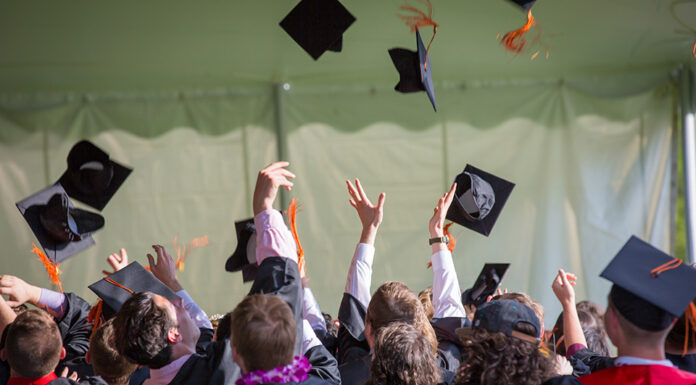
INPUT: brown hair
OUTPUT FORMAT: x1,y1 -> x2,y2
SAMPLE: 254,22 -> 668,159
456,322 -> 555,385
494,292 -> 544,329
367,322 -> 440,385
90,319 -> 138,385
5,309 -> 63,378
230,294 -> 295,372
366,282 -> 438,354
418,287 -> 434,321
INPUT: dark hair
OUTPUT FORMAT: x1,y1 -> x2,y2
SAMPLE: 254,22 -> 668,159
552,307 -> 610,356
230,294 -> 295,372
90,319 -> 138,385
665,302 -> 696,351
214,312 -> 232,342
112,292 -> 174,369
12,304 -> 28,315
418,287 -> 434,321
456,322 -> 555,385
323,312 -> 338,338
5,309 -> 63,378
367,322 -> 440,385
366,282 -> 437,353
583,326 -> 610,357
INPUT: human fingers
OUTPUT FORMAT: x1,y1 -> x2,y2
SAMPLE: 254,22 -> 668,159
147,253 -> 156,270
60,367 -> 69,377
355,179 -> 369,203
346,180 -> 361,202
443,183 -> 457,209
349,199 -> 357,209
376,192 -> 386,211
120,248 -> 129,262
559,269 -> 571,287
263,161 -> 290,172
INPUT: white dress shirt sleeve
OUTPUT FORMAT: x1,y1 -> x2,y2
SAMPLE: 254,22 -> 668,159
302,319 -> 323,354
344,243 -> 374,310
176,290 -> 213,329
303,287 -> 326,332
430,249 -> 466,318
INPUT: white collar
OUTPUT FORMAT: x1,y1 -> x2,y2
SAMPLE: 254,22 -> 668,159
614,356 -> 674,367
143,354 -> 193,385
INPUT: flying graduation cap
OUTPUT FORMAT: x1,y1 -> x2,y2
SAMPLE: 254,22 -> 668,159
225,218 -> 259,283
279,0 -> 356,60
509,0 -> 535,11
58,140 -> 132,211
16,184 -> 104,263
600,236 -> 696,331
446,164 -> 515,236
389,30 -> 437,111
461,263 -> 510,307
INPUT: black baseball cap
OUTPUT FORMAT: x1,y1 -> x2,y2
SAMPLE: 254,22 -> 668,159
388,30 -> 437,111
457,299 -> 540,344
601,236 -> 696,331
446,164 -> 515,236
461,263 -> 510,307
58,140 -> 132,211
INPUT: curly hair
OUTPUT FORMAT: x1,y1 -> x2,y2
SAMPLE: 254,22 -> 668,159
367,322 -> 440,385
112,292 -> 174,369
456,323 -> 555,385
418,287 -> 434,321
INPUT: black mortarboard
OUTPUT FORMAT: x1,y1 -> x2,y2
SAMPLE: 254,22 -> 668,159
279,0 -> 356,60
508,0 -> 536,11
88,262 -> 180,313
388,30 -> 437,111
225,218 -> 259,283
601,236 -> 696,331
58,140 -> 132,211
446,164 -> 515,236
457,299 -> 540,344
16,184 -> 104,263
461,263 -> 510,307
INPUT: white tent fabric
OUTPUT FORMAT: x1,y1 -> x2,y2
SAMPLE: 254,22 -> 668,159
0,78 -> 675,327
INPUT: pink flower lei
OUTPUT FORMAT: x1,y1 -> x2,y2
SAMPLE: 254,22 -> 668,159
236,356 -> 311,385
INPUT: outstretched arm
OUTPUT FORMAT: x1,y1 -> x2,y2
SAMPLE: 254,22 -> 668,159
552,269 -> 586,355
429,183 -> 466,319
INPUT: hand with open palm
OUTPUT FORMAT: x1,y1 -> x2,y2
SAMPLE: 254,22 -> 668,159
346,179 -> 385,245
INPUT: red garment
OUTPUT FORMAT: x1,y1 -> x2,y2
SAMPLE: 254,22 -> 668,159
580,365 -> 696,385
7,373 -> 58,385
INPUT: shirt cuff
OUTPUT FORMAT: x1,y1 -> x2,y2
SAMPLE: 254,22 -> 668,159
567,343 -> 587,358
176,290 -> 213,329
38,288 -> 67,319
354,243 -> 375,265
254,209 -> 298,265
302,320 -> 322,354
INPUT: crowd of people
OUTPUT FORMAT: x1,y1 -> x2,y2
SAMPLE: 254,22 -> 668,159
2,161 -> 696,385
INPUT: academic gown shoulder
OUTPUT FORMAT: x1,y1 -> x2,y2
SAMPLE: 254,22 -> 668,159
667,353 -> 696,374
431,317 -> 469,373
54,293 -> 96,379
579,365 -> 696,385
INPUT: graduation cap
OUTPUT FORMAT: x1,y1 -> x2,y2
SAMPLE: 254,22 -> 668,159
457,299 -> 540,345
16,184 -> 104,263
445,164 -> 515,236
461,263 -> 510,307
279,0 -> 356,60
508,0 -> 536,11
601,236 -> 696,331
225,218 -> 259,283
58,140 -> 132,211
89,262 -> 180,314
389,30 -> 437,111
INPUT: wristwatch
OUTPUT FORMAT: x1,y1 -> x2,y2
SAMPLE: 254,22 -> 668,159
429,236 -> 450,245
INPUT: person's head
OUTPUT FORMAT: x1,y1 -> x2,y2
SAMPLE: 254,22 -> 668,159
1,309 -> 65,378
213,312 -> 232,342
552,307 -> 610,356
367,322 -> 440,385
229,294 -> 295,373
604,286 -> 675,353
418,287 -> 434,321
456,300 -> 554,385
493,292 -> 545,337
365,281 -> 437,353
87,319 -> 138,385
323,312 -> 338,338
112,291 -> 199,369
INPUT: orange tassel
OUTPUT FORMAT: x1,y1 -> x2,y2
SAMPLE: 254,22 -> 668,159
443,222 -> 456,253
31,243 -> 63,294
650,258 -> 682,277
683,302 -> 696,356
172,234 -> 210,271
501,10 -> 536,53
87,300 -> 104,337
287,199 -> 305,277
398,0 -> 438,70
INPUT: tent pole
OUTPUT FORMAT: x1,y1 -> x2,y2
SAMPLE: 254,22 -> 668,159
273,82 -> 289,211
681,67 -> 696,263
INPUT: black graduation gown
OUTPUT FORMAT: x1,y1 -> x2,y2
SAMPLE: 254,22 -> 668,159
666,352 -> 696,374
260,374 -> 337,385
54,293 -> 96,379
47,376 -> 109,385
568,348 -> 615,374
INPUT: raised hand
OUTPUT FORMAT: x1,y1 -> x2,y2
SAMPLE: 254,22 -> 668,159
429,183 -> 457,238
147,245 -> 183,292
102,248 -> 129,275
346,179 -> 386,245
0,275 -> 41,307
552,269 -> 577,307
253,161 -> 296,215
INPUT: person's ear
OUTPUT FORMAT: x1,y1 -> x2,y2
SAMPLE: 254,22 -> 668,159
85,351 -> 91,364
232,344 -> 246,373
167,327 -> 181,344
59,347 -> 66,360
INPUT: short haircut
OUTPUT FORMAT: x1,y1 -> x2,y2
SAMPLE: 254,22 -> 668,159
494,292 -> 544,327
608,297 -> 670,348
366,282 -> 437,354
5,309 -> 62,378
418,287 -> 434,321
230,294 -> 295,372
214,312 -> 232,342
368,322 -> 440,385
112,292 -> 174,369
90,319 -> 138,385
